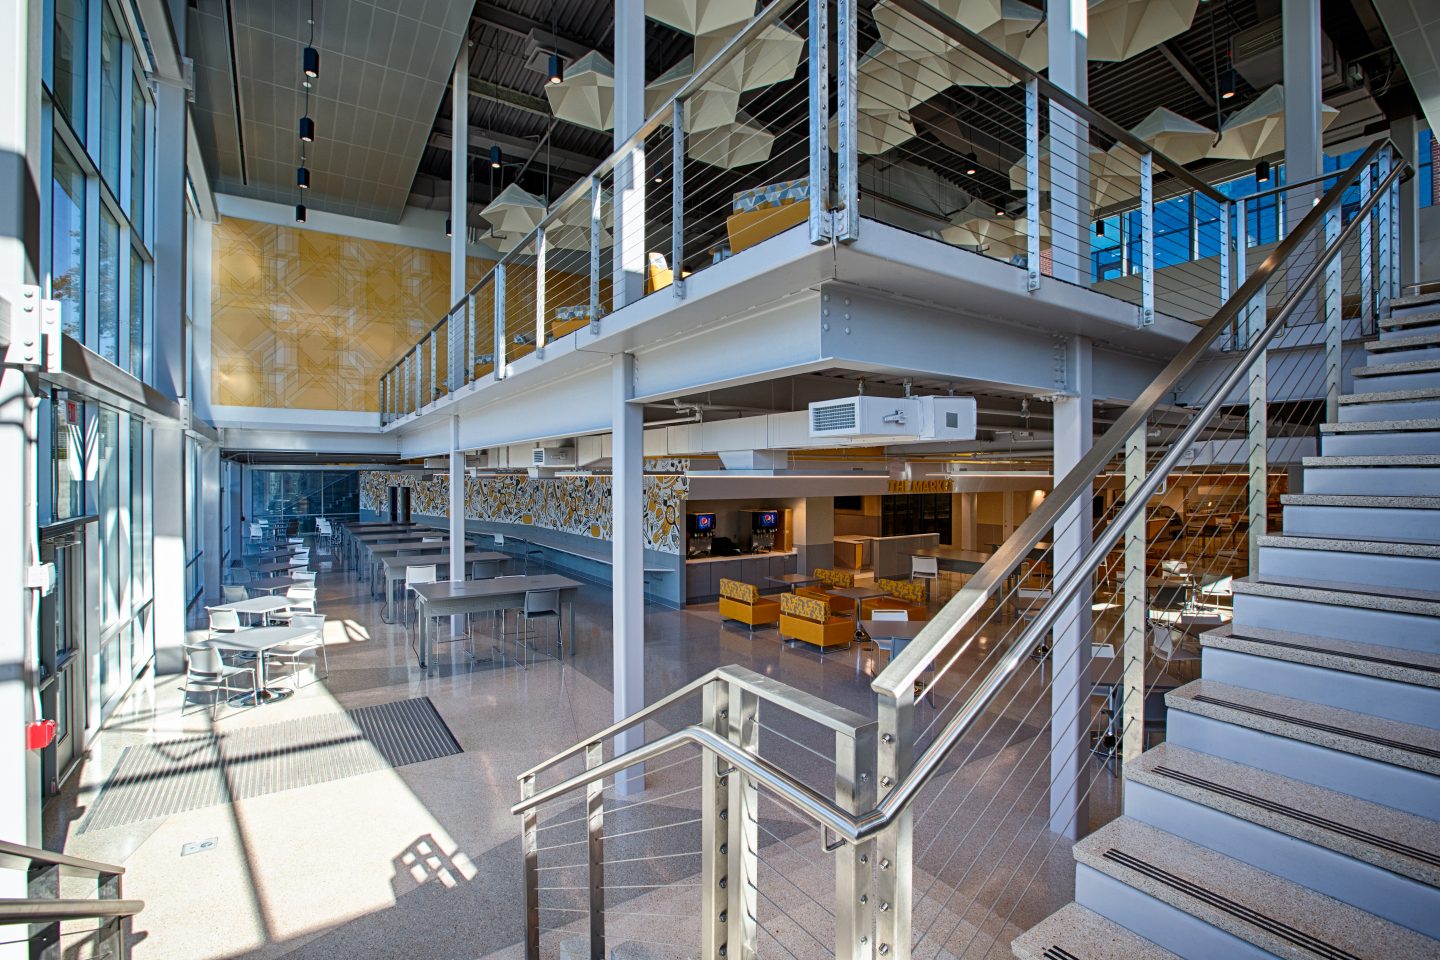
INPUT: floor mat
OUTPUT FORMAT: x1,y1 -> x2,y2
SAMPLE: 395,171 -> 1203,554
80,697 -> 462,833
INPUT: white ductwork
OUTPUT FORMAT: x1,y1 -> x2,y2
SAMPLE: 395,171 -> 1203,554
808,396 -> 978,442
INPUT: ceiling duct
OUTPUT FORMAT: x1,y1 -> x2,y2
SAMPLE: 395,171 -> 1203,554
809,396 -> 977,443
1231,18 -> 1347,94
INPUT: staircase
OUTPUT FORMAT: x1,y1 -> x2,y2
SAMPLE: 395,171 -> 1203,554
1015,291 -> 1440,958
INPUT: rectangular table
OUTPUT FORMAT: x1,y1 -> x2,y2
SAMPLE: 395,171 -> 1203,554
245,576 -> 303,595
411,575 -> 583,672
245,559 -> 299,574
211,595 -> 292,623
379,550 -> 511,622
208,624 -> 321,704
364,537 -> 487,589
829,586 -> 888,641
348,530 -> 443,572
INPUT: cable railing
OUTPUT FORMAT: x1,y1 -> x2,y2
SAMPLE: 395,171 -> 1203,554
0,838 -> 143,959
511,135 -> 1406,959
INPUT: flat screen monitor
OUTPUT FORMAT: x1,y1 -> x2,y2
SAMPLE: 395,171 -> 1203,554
754,510 -> 779,530
690,513 -> 716,534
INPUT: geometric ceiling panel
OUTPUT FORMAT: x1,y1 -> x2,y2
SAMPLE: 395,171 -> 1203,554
189,0 -> 473,223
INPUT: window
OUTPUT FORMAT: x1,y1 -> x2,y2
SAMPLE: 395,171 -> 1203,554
880,493 -> 952,545
51,136 -> 86,340
52,0 -> 88,137
1419,128 -> 1434,209
131,416 -> 149,609
249,470 -> 361,534
51,393 -> 84,521
101,5 -> 123,189
98,409 -> 123,626
99,207 -> 120,363
129,246 -> 144,378
130,75 -> 147,235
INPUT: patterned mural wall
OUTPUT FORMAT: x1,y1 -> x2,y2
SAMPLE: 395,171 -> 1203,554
359,466 -> 690,555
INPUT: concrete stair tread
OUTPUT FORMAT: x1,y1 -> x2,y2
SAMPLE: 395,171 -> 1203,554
1339,386 -> 1440,404
1301,453 -> 1440,466
1012,903 -> 1180,960
1389,293 -> 1440,309
1165,679 -> 1440,775
1075,817 -> 1439,959
1234,573 -> 1440,614
1200,621 -> 1440,688
1353,358 -> 1440,377
1130,742 -> 1440,888
1380,311 -> 1440,331
1280,493 -> 1440,510
1256,534 -> 1440,558
1320,418 -> 1440,433
1367,330 -> 1440,350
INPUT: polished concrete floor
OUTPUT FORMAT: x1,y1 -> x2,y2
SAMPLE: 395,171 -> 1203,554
46,553 -> 1127,960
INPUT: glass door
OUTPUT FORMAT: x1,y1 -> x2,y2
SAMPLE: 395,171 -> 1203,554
38,527 -> 87,795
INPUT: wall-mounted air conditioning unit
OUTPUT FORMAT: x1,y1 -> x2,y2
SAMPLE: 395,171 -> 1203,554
809,396 -> 976,442
532,444 -> 577,469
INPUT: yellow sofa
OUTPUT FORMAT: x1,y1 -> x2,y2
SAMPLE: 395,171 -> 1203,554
798,568 -> 857,614
860,578 -> 929,620
718,578 -> 780,630
779,593 -> 854,650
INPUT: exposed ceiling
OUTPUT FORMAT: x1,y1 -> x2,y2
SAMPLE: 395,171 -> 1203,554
1370,0 -> 1440,136
188,0 -> 474,222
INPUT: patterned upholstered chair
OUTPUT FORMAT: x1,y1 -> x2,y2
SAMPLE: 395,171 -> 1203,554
718,578 -> 781,630
860,578 -> 929,620
797,567 -> 857,614
726,178 -> 812,253
779,592 -> 854,650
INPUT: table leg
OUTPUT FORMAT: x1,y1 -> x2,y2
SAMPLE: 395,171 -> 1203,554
854,604 -> 870,642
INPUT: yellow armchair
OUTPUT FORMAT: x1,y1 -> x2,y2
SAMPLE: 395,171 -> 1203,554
860,578 -> 929,620
718,578 -> 780,630
779,593 -> 853,650
800,567 -> 857,614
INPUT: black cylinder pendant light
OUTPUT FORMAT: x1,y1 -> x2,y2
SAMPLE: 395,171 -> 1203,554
445,218 -> 452,237
299,115 -> 315,142
297,165 -> 310,189
1256,159 -> 1271,184
490,145 -> 502,169
304,45 -> 320,79
295,204 -> 307,223
548,53 -> 564,85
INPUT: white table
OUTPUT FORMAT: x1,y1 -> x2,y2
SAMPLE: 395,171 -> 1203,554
208,624 -> 320,704
212,595 -> 292,623
245,577 -> 302,595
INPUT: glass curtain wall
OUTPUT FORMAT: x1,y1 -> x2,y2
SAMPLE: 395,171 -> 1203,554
249,470 -> 361,536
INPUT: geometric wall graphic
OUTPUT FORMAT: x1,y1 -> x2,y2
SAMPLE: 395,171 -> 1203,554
211,218 -> 492,412
359,465 -> 690,554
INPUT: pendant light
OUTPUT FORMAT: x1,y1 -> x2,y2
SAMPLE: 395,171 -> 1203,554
1255,159 -> 1271,183
304,46 -> 320,79
445,218 -> 452,237
964,153 -> 978,176
548,53 -> 564,85
299,115 -> 315,142
297,165 -> 310,189
490,145 -> 502,169
295,204 -> 307,223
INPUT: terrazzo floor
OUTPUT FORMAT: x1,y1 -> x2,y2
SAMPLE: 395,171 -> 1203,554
45,556 -> 1128,960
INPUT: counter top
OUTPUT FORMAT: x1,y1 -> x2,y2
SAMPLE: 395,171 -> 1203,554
686,549 -> 797,565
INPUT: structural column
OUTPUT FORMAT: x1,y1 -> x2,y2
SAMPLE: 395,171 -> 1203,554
1050,335 -> 1093,839
449,415 -> 466,637
1282,0 -> 1323,322
1391,115 -> 1419,287
451,42 -> 469,390
1046,0 -> 1090,285
612,0 -> 646,310
612,353 -> 645,794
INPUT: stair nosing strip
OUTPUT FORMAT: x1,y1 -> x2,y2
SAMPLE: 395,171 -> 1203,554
1191,693 -> 1440,761
1222,630 -> 1440,675
1042,948 -> 1081,960
1099,848 -> 1360,960
1150,764 -> 1440,869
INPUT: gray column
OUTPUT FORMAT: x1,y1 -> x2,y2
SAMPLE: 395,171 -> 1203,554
1391,115 -> 1419,287
151,425 -> 188,664
201,442 -> 222,604
151,76 -> 188,403
450,43 -> 469,390
612,353 -> 645,794
612,0 -> 646,309
1046,0 -> 1090,285
1282,0 -> 1323,236
1050,335 -> 1093,839
449,415 -> 465,636
0,0 -> 43,856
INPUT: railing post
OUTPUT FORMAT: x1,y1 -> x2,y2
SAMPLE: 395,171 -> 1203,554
874,691 -> 913,960
672,101 -> 687,300
1360,164 -> 1374,334
379,375 -> 387,425
835,0 -> 858,241
411,349 -> 419,414
1377,148 -> 1394,318
521,772 -> 540,960
1387,148 -> 1401,308
1247,279 -> 1268,576
726,681 -> 760,960
430,330 -> 438,400
495,263 -> 507,380
1219,199 -> 1232,315
1122,427 -> 1146,766
835,721 -> 877,960
807,0 -> 831,244
1139,151 -> 1155,326
1324,203 -> 1343,422
700,680 -> 729,960
585,741 -> 605,960
589,176 -> 602,332
467,293 -> 476,385
1025,77 -> 1040,292
535,227 -> 547,360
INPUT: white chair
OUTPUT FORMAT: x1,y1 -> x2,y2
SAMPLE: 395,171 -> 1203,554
181,642 -> 257,718
268,585 -> 317,624
248,523 -> 264,543
404,564 -> 438,633
267,613 -> 329,688
222,584 -> 249,603
291,569 -> 317,583
1197,574 -> 1234,607
207,607 -> 250,635
1151,622 -> 1201,671
911,556 -> 940,601
872,609 -> 908,622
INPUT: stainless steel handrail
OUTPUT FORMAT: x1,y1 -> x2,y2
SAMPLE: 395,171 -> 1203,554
0,839 -> 125,877
1230,164 -> 1370,204
512,144 -> 1407,851
0,898 -> 145,925
888,0 -> 1228,204
873,137 -> 1399,698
